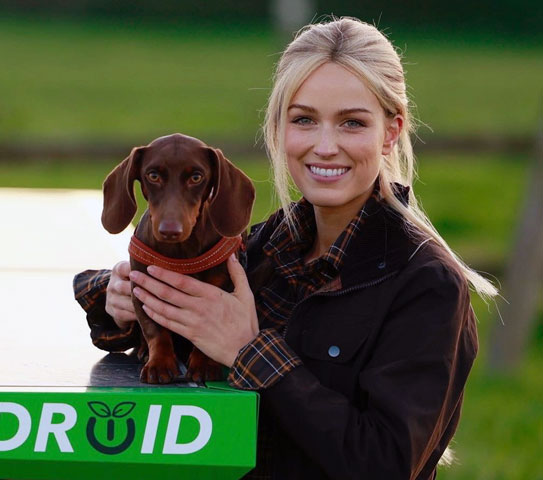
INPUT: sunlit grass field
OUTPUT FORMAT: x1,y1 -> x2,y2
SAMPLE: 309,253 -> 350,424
1,15 -> 542,480
0,16 -> 541,144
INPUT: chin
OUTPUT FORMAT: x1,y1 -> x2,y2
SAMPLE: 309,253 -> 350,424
303,186 -> 374,213
304,193 -> 353,208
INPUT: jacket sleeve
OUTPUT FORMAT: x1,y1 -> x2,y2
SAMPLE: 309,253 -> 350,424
257,263 -> 478,479
73,269 -> 140,352
228,328 -> 303,389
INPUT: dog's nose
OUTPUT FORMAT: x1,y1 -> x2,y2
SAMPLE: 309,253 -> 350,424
158,221 -> 183,241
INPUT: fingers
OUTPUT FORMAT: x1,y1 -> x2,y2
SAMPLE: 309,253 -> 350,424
227,254 -> 253,302
132,287 -> 183,321
144,266 -> 212,298
108,263 -> 134,308
138,295 -> 191,340
106,261 -> 137,327
113,308 -> 138,324
129,269 -> 198,309
110,293 -> 135,312
113,260 -> 131,280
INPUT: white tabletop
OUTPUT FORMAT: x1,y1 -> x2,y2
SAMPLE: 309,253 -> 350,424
0,188 -> 140,387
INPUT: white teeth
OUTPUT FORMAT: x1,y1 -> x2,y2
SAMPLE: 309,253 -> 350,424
309,166 -> 348,177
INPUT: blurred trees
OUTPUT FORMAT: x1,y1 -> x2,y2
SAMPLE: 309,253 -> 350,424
0,0 -> 541,37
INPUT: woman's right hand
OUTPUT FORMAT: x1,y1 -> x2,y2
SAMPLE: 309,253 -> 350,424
106,261 -> 137,329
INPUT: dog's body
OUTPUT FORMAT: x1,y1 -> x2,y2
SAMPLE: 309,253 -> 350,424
101,134 -> 255,384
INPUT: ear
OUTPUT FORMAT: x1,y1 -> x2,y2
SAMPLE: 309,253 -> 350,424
207,148 -> 256,237
101,147 -> 145,234
381,114 -> 404,155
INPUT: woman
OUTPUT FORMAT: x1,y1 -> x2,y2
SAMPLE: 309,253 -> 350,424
75,17 -> 496,479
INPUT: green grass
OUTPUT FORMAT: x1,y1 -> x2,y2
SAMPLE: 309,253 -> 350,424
398,38 -> 543,137
416,152 -> 529,270
0,17 -> 542,144
439,296 -> 543,480
0,17 -> 276,142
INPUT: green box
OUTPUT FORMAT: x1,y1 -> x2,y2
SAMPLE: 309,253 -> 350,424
0,383 -> 258,480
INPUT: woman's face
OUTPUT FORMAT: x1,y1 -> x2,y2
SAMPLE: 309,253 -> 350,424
285,62 -> 402,215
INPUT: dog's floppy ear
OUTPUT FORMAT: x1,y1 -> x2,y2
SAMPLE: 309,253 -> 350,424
207,147 -> 256,237
101,147 -> 146,234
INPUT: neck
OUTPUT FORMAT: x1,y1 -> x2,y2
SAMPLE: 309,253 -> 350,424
305,192 -> 370,263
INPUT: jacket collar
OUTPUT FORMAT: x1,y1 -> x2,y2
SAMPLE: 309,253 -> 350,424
338,196 -> 415,289
248,183 -> 419,290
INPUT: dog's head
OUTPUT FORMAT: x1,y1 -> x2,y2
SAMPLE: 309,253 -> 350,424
101,133 -> 255,242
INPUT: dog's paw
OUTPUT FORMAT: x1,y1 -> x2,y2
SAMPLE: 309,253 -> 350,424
140,356 -> 180,384
186,352 -> 223,382
136,343 -> 149,363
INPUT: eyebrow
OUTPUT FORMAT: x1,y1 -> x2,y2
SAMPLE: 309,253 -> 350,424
288,103 -> 317,113
338,107 -> 373,116
287,104 -> 373,115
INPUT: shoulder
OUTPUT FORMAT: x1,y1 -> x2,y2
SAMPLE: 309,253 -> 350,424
244,207 -> 286,288
378,202 -> 468,297
246,206 -> 287,255
391,237 -> 470,316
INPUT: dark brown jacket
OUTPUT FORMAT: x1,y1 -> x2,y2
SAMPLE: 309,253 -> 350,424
245,201 -> 478,480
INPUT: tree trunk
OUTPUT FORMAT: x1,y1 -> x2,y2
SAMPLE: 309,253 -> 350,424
487,126 -> 543,372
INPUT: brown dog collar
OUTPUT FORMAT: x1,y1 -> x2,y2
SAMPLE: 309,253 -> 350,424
129,235 -> 242,274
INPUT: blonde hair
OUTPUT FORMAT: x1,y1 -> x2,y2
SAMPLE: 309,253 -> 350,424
263,17 -> 496,299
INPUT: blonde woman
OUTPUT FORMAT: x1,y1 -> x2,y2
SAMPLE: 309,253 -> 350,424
75,17 -> 495,479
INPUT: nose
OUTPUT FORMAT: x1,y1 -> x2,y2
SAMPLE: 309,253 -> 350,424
158,220 -> 183,241
313,126 -> 339,158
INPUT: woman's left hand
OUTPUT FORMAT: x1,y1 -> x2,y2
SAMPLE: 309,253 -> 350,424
129,254 -> 259,368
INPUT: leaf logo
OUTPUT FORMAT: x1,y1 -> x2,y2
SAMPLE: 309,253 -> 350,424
86,401 -> 136,454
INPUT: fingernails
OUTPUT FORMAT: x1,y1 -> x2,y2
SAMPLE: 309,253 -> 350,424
129,271 -> 140,281
133,287 -> 142,298
230,253 -> 238,262
147,265 -> 158,275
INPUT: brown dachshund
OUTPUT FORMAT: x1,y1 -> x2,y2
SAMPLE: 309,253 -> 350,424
101,133 -> 255,384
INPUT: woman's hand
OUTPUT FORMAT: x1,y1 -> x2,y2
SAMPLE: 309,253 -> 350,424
105,261 -> 137,329
129,254 -> 259,368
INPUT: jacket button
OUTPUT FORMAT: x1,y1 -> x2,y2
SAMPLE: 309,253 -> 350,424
328,345 -> 340,358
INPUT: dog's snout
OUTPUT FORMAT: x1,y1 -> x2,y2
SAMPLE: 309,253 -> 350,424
158,220 -> 183,240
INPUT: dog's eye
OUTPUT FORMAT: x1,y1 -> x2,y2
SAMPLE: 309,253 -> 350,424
147,171 -> 160,183
189,173 -> 204,184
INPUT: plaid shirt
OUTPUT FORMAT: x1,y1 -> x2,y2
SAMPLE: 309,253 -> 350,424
74,269 -> 141,351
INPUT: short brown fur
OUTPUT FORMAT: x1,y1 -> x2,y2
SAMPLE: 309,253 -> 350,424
102,133 -> 255,384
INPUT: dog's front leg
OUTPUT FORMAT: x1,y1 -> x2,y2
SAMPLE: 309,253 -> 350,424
132,294 -> 180,384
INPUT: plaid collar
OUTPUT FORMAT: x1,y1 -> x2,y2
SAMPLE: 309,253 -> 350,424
263,187 -> 382,281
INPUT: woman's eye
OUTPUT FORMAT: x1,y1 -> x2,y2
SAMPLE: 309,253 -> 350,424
146,171 -> 160,182
189,173 -> 204,184
343,119 -> 364,128
292,116 -> 314,125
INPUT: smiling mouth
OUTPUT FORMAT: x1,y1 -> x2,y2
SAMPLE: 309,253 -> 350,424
308,165 -> 350,178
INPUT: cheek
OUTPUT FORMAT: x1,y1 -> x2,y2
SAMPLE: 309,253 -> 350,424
284,129 -> 305,184
352,132 -> 384,163
284,126 -> 310,159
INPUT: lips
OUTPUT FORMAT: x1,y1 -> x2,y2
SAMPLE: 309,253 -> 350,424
308,165 -> 350,178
